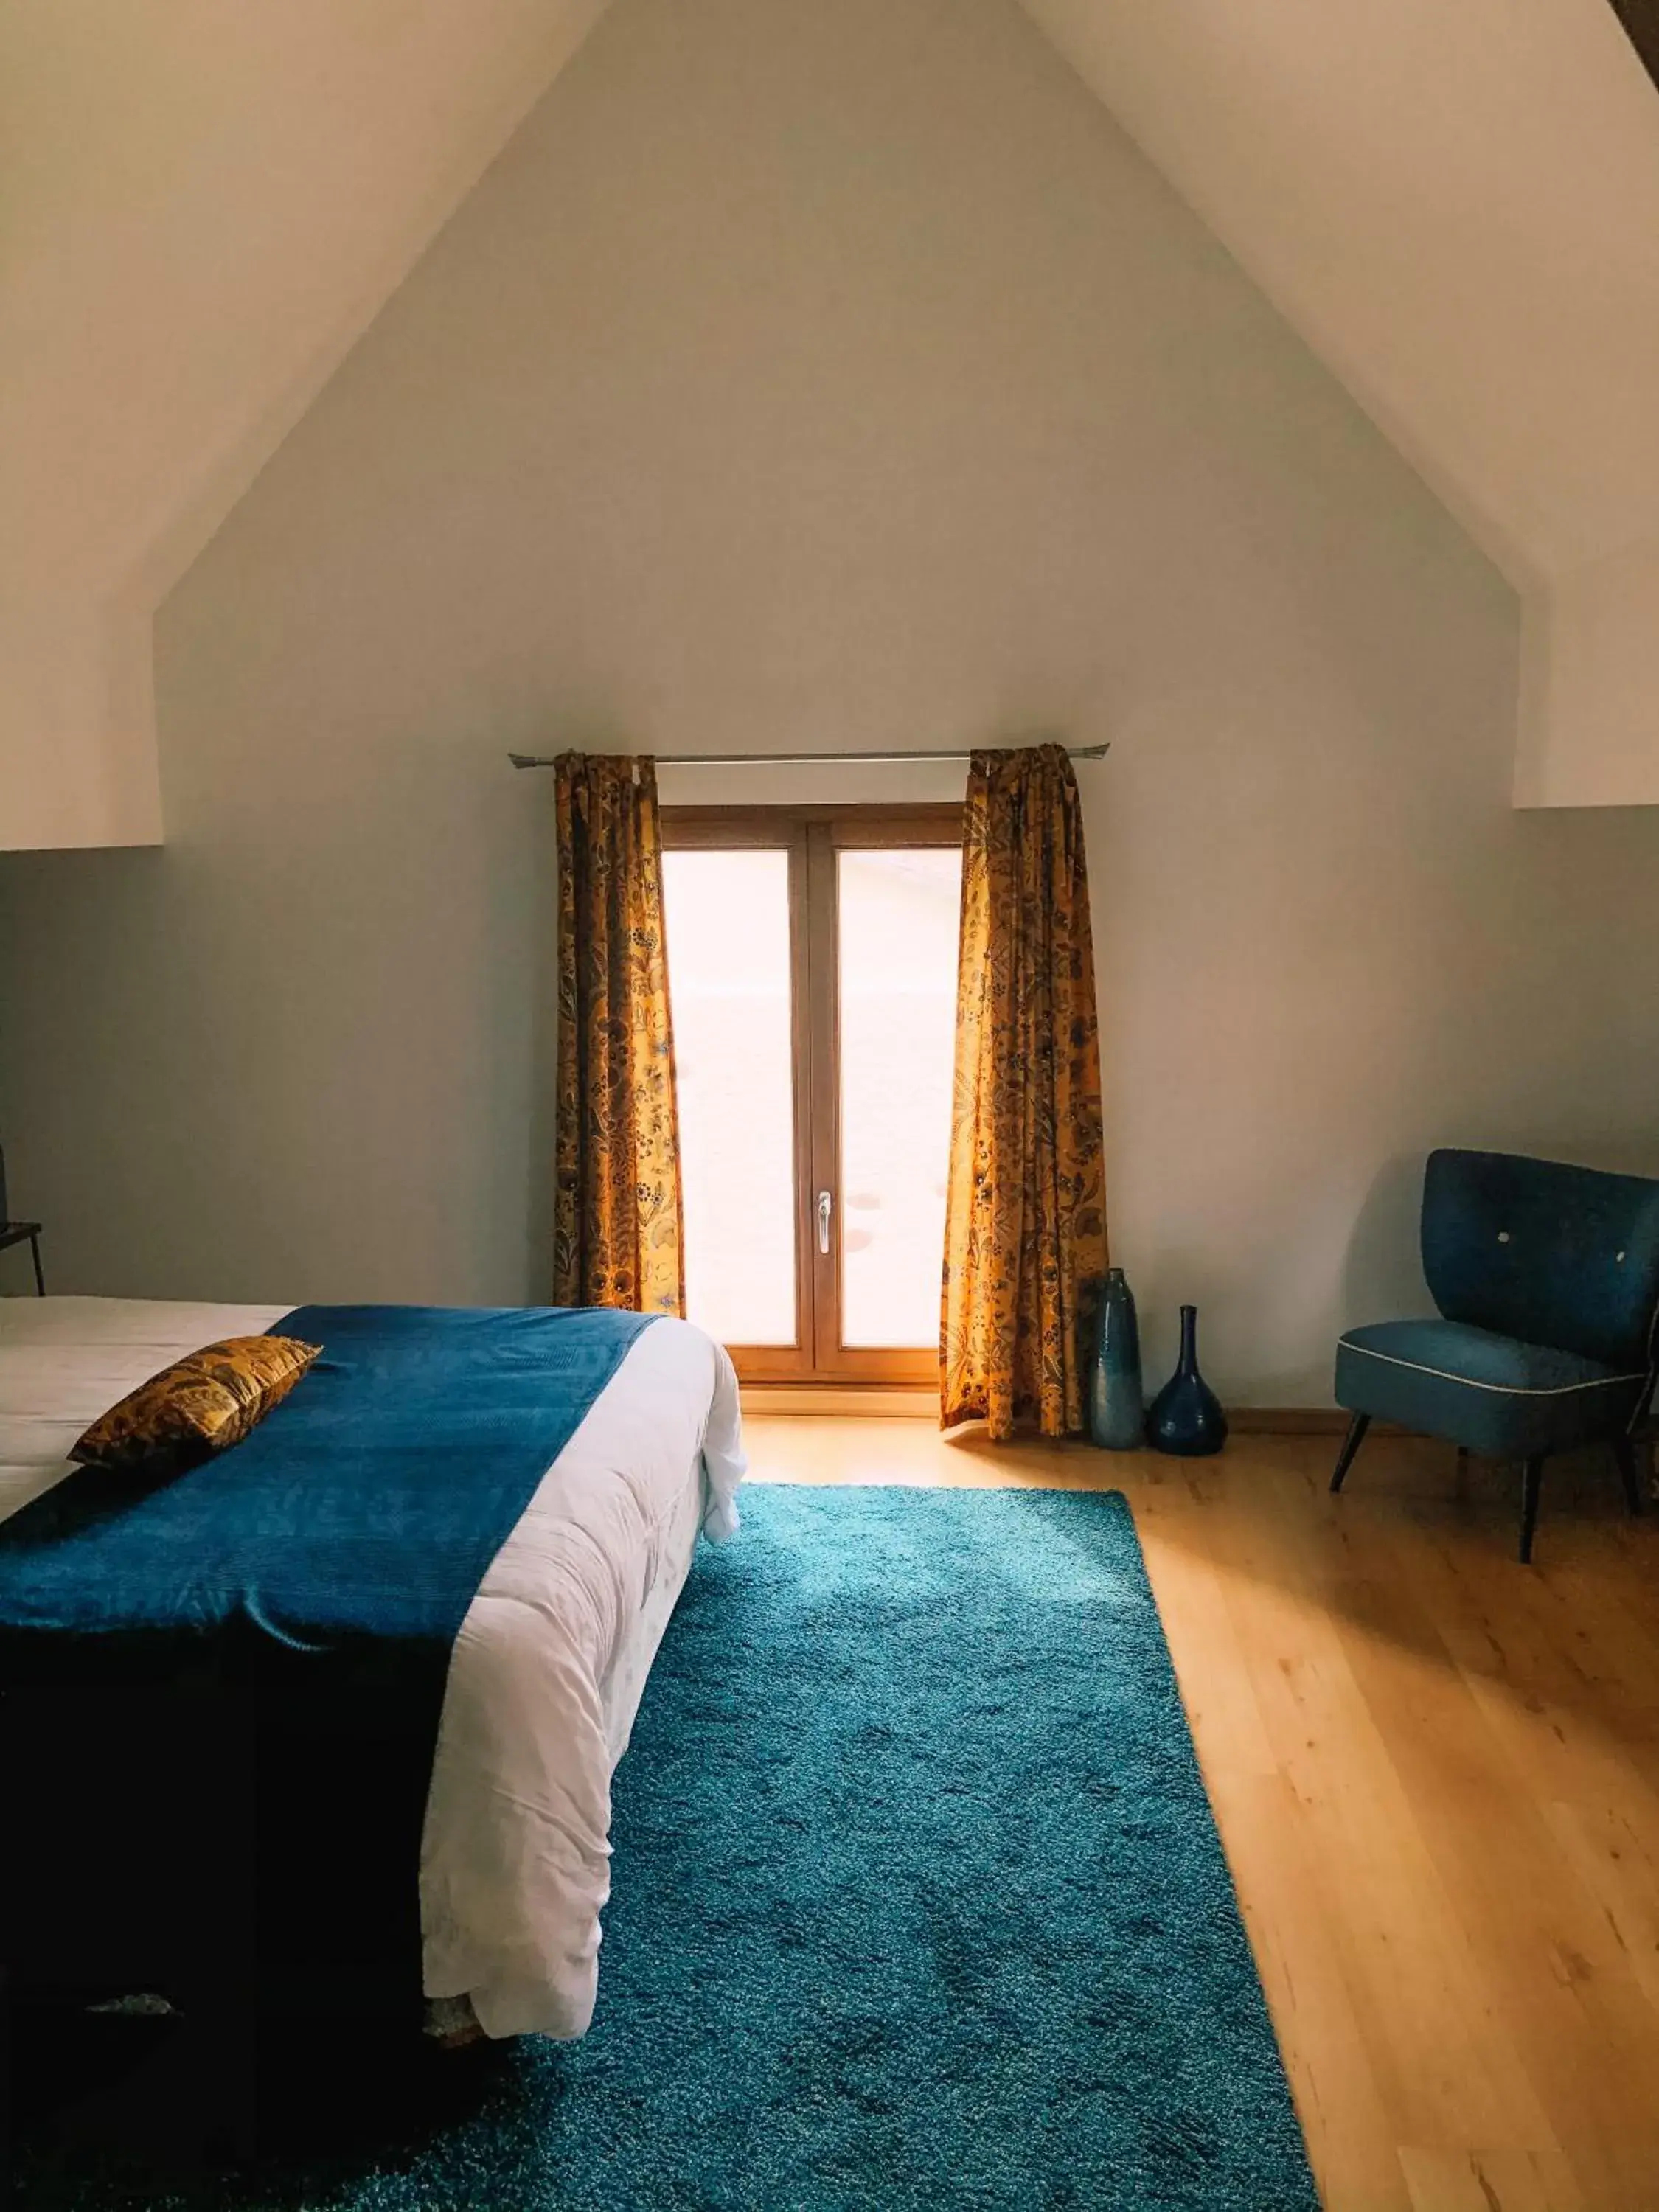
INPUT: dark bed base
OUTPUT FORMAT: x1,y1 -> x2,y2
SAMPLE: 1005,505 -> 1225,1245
1,1674 -> 430,2185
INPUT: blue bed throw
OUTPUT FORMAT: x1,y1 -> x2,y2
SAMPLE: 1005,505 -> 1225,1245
0,1304 -> 657,1651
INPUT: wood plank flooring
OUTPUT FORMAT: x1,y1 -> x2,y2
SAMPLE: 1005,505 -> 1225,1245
742,1416 -> 1659,2211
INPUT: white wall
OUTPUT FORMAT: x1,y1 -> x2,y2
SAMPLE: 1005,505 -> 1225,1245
4,0 -> 1658,1401
1517,535 -> 1659,808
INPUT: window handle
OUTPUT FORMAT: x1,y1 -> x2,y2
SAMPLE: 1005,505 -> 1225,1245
818,1189 -> 832,1256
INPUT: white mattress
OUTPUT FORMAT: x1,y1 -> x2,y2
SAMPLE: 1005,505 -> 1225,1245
0,1295 -> 745,2039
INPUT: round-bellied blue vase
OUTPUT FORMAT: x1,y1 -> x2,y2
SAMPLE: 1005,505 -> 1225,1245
1147,1304 -> 1228,1456
1088,1267 -> 1145,1450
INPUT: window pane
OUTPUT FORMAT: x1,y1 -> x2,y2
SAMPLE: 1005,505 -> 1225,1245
662,849 -> 797,1345
838,847 -> 961,1348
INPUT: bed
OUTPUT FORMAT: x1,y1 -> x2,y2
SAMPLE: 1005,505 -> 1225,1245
0,1295 -> 745,2044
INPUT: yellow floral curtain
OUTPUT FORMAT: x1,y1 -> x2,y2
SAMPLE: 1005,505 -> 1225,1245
941,743 -> 1107,1439
553,753 -> 685,1315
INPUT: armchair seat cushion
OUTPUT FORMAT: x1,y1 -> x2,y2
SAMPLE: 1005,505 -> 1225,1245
1335,1319 -> 1648,1459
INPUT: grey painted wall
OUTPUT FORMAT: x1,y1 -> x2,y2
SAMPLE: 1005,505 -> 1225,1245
4,0 -> 1658,1401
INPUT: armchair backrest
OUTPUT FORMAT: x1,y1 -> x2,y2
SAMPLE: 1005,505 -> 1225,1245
1422,1148 -> 1659,1370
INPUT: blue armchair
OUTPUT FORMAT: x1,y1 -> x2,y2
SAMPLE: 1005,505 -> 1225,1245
1330,1149 -> 1659,1561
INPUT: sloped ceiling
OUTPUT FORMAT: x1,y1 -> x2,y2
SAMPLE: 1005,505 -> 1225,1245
6,0 -> 1659,845
1017,0 -> 1659,804
0,0 -> 608,849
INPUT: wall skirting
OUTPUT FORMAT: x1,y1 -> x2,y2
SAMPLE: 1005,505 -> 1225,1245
740,1385 -> 1367,1435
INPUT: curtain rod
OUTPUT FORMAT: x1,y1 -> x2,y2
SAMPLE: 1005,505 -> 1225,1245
508,742 -> 1108,769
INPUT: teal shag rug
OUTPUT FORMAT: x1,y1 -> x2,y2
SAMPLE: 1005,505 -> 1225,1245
22,1484 -> 1317,2210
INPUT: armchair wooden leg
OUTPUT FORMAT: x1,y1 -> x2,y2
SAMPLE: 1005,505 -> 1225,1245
1329,1412 -> 1371,1494
1518,1455 -> 1545,1564
1611,1437 -> 1644,1518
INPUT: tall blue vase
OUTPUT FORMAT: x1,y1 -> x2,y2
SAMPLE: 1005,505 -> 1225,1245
1088,1267 -> 1145,1450
1146,1304 -> 1228,1457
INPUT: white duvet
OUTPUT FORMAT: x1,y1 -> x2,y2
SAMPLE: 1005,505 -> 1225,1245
0,1295 -> 745,2040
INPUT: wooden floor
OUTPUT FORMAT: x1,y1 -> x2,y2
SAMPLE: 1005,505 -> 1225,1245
743,1416 -> 1659,2212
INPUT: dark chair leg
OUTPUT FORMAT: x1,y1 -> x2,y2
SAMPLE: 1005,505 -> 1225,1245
1612,1437 -> 1644,1518
1518,1455 -> 1545,1564
1329,1412 -> 1371,1493
29,1231 -> 44,1298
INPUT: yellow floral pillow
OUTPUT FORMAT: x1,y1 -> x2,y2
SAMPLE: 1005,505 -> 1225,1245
70,1336 -> 322,1475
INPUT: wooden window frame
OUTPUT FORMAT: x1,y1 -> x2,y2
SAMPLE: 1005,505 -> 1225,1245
661,803 -> 963,1385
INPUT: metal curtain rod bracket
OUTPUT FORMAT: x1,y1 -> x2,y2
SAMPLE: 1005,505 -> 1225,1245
508,742 -> 1110,769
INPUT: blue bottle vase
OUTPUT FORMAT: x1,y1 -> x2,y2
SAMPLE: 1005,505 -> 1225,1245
1146,1304 -> 1228,1457
1088,1267 -> 1145,1450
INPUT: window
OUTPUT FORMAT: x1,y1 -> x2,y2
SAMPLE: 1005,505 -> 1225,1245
661,807 -> 962,1382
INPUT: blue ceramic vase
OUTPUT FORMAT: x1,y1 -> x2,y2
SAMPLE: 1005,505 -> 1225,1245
1146,1304 -> 1228,1457
1088,1267 -> 1145,1450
